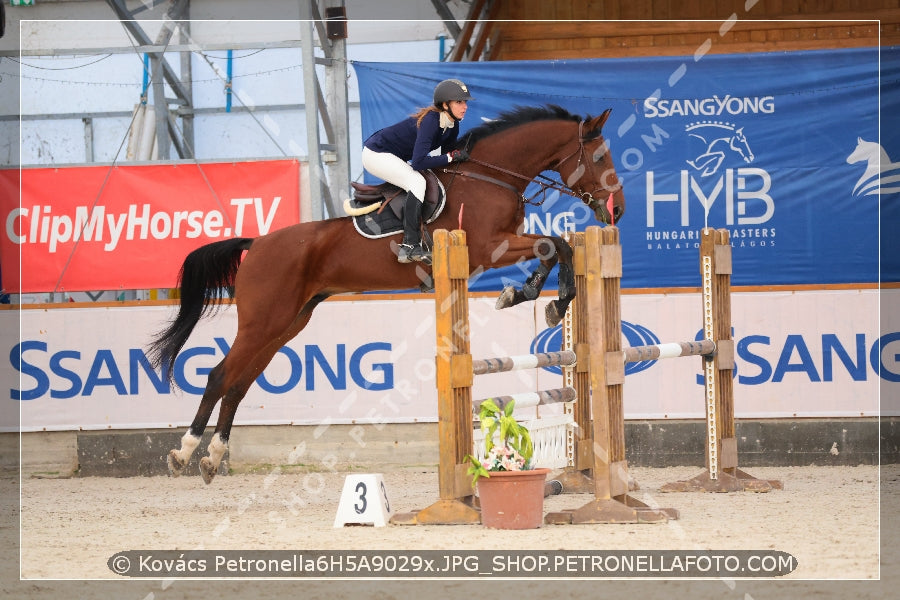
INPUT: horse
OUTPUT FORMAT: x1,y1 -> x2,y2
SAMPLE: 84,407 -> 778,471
846,137 -> 900,196
147,104 -> 626,484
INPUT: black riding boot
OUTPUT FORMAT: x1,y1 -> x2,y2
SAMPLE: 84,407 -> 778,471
398,192 -> 431,264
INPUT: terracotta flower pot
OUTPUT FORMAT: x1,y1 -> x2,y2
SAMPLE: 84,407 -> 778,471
476,468 -> 550,529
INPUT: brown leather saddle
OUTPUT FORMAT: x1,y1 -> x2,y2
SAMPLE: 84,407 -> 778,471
350,169 -> 443,221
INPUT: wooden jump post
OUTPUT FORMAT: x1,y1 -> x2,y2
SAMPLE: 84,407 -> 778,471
399,227 -> 677,525
393,228 -> 591,525
548,226 -> 780,525
548,226 -> 677,523
659,228 -> 782,493
395,225 -> 778,526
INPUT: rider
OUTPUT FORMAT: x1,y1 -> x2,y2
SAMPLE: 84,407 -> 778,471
361,79 -> 472,264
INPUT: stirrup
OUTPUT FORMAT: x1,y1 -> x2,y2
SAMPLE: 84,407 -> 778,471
398,243 -> 431,265
397,243 -> 415,264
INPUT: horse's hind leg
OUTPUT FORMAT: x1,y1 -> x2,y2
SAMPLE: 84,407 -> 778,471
196,355 -> 280,484
197,306 -> 321,483
195,357 -> 262,484
198,392 -> 242,484
168,362 -> 226,476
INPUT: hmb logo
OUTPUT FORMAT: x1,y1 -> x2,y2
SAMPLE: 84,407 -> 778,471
645,121 -> 772,228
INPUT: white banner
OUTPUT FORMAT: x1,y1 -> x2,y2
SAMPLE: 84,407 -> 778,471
8,288 -> 894,432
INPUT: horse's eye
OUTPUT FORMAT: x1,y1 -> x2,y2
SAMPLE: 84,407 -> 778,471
592,140 -> 610,163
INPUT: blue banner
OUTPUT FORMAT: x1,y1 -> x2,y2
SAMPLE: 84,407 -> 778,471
353,47 -> 898,289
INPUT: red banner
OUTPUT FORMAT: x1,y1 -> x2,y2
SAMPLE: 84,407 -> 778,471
1,160 -> 302,293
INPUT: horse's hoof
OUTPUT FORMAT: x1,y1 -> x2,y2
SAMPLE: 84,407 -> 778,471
545,301 -> 563,327
199,457 -> 217,485
167,450 -> 186,477
496,286 -> 515,310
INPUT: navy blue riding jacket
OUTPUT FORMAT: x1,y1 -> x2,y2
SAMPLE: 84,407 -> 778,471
364,110 -> 459,171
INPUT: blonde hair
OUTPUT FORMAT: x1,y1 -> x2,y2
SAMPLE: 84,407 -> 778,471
413,105 -> 443,127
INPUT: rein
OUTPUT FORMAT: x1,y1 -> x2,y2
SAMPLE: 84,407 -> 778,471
441,166 -> 525,197
441,120 -> 609,207
442,158 -> 565,205
442,157 -> 582,206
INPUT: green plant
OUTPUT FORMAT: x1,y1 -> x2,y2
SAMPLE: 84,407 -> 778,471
465,398 -> 535,485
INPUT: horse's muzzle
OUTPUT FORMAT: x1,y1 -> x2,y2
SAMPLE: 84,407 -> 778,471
586,193 -> 624,225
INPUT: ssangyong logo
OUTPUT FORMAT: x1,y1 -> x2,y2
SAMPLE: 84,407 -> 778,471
530,322 -> 662,376
640,92 -> 776,240
643,95 -> 775,119
532,324 -> 898,385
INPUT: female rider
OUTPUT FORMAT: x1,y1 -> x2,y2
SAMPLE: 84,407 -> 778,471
361,79 -> 472,264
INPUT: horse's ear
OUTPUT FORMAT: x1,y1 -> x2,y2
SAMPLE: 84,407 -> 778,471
584,109 -> 612,139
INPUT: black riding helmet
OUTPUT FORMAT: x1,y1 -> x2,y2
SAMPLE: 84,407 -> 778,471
433,79 -> 473,108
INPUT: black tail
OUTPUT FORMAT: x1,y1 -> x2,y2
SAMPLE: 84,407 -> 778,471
148,237 -> 253,380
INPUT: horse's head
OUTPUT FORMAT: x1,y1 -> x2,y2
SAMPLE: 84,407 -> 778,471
847,137 -> 884,166
556,109 -> 625,224
729,127 -> 754,163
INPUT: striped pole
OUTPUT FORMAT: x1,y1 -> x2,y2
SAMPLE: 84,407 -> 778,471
472,350 -> 576,375
473,387 -> 577,412
623,340 -> 716,363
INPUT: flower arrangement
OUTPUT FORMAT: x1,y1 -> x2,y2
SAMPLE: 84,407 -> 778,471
466,398 -> 535,485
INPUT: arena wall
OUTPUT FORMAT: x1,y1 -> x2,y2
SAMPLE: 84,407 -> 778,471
6,418 -> 893,479
7,291 -> 896,477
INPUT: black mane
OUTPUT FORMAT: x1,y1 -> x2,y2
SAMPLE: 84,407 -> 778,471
457,104 -> 583,150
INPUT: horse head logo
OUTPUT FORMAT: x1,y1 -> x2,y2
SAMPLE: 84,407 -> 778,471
847,138 -> 900,197
685,121 -> 755,177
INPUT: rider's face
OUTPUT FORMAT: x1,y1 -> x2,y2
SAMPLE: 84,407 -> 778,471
447,100 -> 468,121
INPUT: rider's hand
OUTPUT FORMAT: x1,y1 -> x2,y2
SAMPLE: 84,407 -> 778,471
448,149 -> 470,163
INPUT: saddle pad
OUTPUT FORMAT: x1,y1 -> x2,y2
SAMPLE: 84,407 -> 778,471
350,177 -> 447,239
349,200 -> 404,239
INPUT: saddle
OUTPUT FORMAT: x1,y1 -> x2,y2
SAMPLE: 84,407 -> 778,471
349,170 -> 443,221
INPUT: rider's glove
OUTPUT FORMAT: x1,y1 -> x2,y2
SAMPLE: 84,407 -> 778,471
448,149 -> 470,163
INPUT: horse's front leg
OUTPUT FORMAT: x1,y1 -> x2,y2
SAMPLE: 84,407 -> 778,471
545,242 -> 575,327
492,235 -> 575,326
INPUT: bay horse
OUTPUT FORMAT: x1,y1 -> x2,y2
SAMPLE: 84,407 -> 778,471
148,104 -> 625,484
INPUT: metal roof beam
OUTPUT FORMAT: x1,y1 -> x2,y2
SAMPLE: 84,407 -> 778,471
429,0 -> 462,39
6,39 -> 307,57
105,0 -> 193,103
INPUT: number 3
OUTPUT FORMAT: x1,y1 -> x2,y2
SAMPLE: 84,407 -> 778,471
354,481 -> 368,514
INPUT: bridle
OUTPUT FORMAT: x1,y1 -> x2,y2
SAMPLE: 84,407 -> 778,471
554,120 -> 622,207
441,119 -> 621,211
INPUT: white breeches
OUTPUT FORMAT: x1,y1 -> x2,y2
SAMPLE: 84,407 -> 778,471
361,147 -> 426,200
